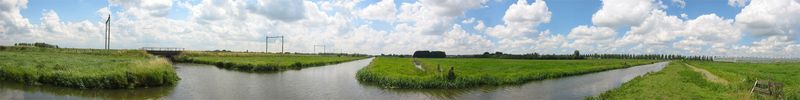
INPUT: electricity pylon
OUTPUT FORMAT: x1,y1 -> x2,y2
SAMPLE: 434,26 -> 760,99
266,35 -> 284,53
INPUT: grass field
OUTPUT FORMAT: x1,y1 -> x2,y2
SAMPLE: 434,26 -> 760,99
593,61 -> 800,99
175,51 -> 368,72
356,57 -> 657,88
0,46 -> 179,89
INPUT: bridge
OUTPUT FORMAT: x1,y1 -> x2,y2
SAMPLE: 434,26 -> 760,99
142,47 -> 184,60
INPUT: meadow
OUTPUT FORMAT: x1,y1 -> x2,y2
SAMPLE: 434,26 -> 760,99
356,57 -> 657,88
0,46 -> 179,89
174,51 -> 368,72
593,61 -> 800,99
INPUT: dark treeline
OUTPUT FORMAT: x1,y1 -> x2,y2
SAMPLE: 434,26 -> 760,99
582,53 -> 714,61
412,50 -> 446,58
451,50 -> 584,60
14,42 -> 59,48
452,50 -> 715,61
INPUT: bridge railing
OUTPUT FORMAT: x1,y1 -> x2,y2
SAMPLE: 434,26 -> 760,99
141,47 -> 184,51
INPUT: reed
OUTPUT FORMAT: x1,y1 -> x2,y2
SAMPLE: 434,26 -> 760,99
175,51 -> 368,72
0,46 -> 179,89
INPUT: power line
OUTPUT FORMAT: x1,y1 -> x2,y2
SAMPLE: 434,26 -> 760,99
266,35 -> 284,53
313,44 -> 325,53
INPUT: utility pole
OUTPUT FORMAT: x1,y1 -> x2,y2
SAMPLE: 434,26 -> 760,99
313,45 -> 325,54
265,35 -> 284,53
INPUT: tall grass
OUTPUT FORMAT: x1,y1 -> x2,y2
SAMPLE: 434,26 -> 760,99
357,57 -> 657,88
175,51 -> 368,72
593,61 -> 799,99
0,46 -> 179,89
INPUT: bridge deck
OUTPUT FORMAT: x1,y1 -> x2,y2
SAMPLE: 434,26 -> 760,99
141,47 -> 184,51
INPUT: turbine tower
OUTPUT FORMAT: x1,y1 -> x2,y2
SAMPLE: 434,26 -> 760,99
105,15 -> 110,49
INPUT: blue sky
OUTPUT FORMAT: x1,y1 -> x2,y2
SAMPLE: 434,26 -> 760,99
2,0 -> 799,57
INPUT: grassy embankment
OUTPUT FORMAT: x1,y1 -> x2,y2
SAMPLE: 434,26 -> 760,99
356,57 -> 657,88
0,46 -> 179,89
593,61 -> 800,99
175,51 -> 368,72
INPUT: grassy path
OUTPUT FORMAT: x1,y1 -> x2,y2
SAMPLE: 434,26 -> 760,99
685,63 -> 729,84
594,61 -> 800,99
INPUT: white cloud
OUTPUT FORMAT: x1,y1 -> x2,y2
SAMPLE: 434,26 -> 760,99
419,0 -> 488,17
728,0 -> 750,7
487,0 -> 550,39
680,14 -> 740,54
357,0 -> 396,22
735,0 -> 800,37
592,0 -> 656,28
672,0 -> 686,8
0,0 -> 31,43
474,20 -> 485,31
109,0 -> 173,18
247,0 -> 306,22
567,25 -> 616,52
616,10 -> 683,47
462,17 -> 475,24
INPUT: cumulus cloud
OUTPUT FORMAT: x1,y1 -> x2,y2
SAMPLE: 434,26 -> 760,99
419,0 -> 488,17
679,14 -> 740,53
592,0 -> 656,28
672,0 -> 686,8
3,0 -> 800,58
247,0 -> 306,22
735,0 -> 800,37
356,0 -> 396,22
567,25 -> 616,52
0,0 -> 31,40
109,0 -> 173,18
728,0 -> 750,7
487,0 -> 550,39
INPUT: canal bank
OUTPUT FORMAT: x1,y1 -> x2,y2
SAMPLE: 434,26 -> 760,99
0,58 -> 669,100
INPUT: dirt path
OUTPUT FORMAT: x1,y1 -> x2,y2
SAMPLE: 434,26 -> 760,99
684,63 -> 729,84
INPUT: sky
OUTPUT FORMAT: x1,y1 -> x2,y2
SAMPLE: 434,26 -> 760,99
1,0 -> 799,57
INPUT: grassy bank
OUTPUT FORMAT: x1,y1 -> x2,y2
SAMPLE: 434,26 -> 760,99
0,46 -> 179,89
593,61 -> 800,99
175,51 -> 368,72
356,57 -> 657,88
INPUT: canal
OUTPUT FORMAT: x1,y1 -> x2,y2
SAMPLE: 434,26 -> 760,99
0,58 -> 668,100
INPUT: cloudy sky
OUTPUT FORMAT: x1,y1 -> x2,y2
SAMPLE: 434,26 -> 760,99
0,0 -> 799,57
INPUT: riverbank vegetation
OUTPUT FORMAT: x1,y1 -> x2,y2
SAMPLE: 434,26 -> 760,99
0,46 -> 179,89
174,51 -> 368,72
356,57 -> 657,88
593,61 -> 800,99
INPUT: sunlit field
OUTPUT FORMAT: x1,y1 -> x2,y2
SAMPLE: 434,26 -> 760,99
594,61 -> 800,99
357,57 -> 657,88
0,46 -> 179,89
175,51 -> 368,72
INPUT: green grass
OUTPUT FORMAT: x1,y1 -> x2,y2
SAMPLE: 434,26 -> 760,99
0,46 -> 179,89
356,57 -> 657,88
593,61 -> 800,99
175,51 -> 368,72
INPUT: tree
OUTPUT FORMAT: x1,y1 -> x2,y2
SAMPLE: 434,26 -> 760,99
573,50 -> 581,58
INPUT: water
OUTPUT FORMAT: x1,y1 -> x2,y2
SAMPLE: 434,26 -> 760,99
0,58 -> 669,100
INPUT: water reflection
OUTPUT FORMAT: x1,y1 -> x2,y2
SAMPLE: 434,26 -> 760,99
0,80 -> 174,99
0,58 -> 668,100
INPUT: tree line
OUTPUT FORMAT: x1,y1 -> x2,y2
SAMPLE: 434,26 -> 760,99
14,42 -> 59,48
412,50 -> 446,58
